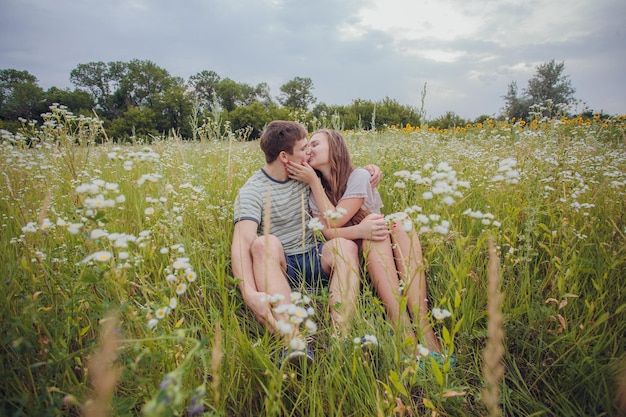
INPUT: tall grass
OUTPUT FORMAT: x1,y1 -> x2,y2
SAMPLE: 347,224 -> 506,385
1,107 -> 625,416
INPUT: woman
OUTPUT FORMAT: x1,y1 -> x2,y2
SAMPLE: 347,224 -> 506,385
286,128 -> 444,360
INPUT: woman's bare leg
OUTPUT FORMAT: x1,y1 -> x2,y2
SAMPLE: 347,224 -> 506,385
390,224 -> 442,354
362,238 -> 415,342
323,237 -> 360,338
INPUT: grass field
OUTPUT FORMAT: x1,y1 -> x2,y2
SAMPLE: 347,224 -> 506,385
1,108 -> 625,416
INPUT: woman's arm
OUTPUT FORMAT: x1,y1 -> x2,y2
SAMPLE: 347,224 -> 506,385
287,161 -> 363,228
318,212 -> 389,242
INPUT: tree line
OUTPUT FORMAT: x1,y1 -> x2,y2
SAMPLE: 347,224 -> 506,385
0,59 -> 583,140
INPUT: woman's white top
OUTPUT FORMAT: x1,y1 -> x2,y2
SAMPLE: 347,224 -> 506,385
309,168 -> 383,216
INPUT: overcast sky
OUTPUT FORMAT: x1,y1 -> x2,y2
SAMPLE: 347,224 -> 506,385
1,0 -> 624,119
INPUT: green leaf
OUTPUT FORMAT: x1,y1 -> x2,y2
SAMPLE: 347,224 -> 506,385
453,316 -> 465,334
79,325 -> 91,337
430,356 -> 444,386
388,370 -> 408,397
423,397 -> 436,409
454,291 -> 461,309
442,326 -> 451,345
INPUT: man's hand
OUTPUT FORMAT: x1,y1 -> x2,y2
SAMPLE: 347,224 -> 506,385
364,164 -> 383,187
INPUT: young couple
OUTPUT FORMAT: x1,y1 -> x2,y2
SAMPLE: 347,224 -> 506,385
231,120 -> 442,364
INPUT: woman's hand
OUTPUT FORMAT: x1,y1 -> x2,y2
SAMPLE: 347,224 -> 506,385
286,160 -> 318,185
359,213 -> 389,241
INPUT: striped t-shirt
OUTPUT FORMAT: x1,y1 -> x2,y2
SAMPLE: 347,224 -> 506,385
234,169 -> 315,256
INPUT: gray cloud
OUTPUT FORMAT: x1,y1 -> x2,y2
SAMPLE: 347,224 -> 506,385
1,0 -> 623,118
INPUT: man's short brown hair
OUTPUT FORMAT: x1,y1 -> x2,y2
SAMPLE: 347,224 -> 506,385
260,120 -> 308,163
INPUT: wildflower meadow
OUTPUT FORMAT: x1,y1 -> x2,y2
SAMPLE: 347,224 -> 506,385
1,106 -> 625,416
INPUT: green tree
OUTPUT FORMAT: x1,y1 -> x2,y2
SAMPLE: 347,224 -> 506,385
502,59 -> 576,120
216,78 -> 243,112
254,82 -> 273,107
502,81 -> 532,120
188,70 -> 221,110
429,111 -> 468,130
226,101 -> 271,139
374,97 -> 421,128
70,61 -> 125,118
525,59 -> 575,106
107,106 -> 158,140
117,59 -> 178,109
311,102 -> 348,129
153,84 -> 193,138
44,87 -> 95,115
278,76 -> 316,110
0,69 -> 45,120
343,99 -> 375,130
238,82 -> 258,107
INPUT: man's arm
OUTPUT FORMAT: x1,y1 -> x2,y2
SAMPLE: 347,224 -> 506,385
231,220 -> 278,331
363,164 -> 382,187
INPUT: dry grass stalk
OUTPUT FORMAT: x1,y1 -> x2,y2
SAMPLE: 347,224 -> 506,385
482,238 -> 505,416
92,109 -> 110,143
3,171 -> 28,224
38,191 -> 52,227
211,323 -> 224,404
82,312 -> 121,417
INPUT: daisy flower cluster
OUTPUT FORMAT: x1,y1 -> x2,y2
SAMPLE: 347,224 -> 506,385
80,230 -> 151,266
462,209 -> 502,229
307,208 -> 347,236
394,161 -> 471,207
148,253 -> 198,329
416,343 -> 431,359
432,307 -> 452,320
137,173 -> 164,186
142,182 -> 185,224
323,207 -> 348,222
38,103 -> 104,146
262,292 -> 317,353
390,161 -> 471,236
307,217 -> 324,232
555,170 -> 595,215
604,167 -> 626,190
353,334 -> 379,348
75,178 -> 126,217
15,167 -> 156,270
19,197 -> 118,240
387,209 -> 453,236
107,146 -> 161,171
491,158 -> 521,184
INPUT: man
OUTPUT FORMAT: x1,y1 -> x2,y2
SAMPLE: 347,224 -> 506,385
232,120 -> 378,363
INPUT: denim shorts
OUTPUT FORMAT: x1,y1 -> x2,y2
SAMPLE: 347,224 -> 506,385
285,243 -> 330,291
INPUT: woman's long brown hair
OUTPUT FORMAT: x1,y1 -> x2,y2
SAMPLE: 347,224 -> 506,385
313,129 -> 370,226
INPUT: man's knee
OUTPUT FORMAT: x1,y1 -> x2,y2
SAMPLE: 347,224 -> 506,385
250,235 -> 283,259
